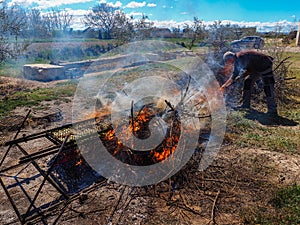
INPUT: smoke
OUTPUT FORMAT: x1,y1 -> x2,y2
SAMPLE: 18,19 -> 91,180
72,40 -> 227,186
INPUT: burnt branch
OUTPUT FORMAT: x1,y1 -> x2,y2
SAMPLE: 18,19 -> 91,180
165,100 -> 175,111
181,75 -> 192,103
107,186 -> 127,224
273,56 -> 291,72
208,189 -> 220,225
284,76 -> 296,81
130,100 -> 134,131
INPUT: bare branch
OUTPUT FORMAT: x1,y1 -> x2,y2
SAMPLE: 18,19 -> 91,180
83,3 -> 122,39
0,4 -> 26,62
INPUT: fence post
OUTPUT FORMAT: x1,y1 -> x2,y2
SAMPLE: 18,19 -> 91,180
296,20 -> 300,46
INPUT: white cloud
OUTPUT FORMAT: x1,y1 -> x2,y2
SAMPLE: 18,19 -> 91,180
180,12 -> 188,15
107,1 -> 122,8
125,1 -> 146,8
8,0 -> 36,7
99,0 -> 107,3
61,16 -> 296,32
151,19 -> 183,28
212,20 -> 294,32
127,11 -> 144,17
162,5 -> 167,8
8,0 -> 93,9
63,9 -> 89,30
147,3 -> 156,7
150,19 -> 294,33
65,8 -> 88,16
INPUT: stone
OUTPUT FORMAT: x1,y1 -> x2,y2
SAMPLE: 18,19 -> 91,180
23,64 -> 65,82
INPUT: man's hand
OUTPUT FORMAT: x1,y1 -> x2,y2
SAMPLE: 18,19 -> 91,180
220,77 -> 233,92
220,84 -> 226,93
234,75 -> 242,82
235,69 -> 250,82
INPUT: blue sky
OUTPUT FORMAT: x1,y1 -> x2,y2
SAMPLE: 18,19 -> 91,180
7,0 -> 300,31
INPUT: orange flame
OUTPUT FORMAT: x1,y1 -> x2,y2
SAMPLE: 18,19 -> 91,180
75,158 -> 83,166
85,103 -> 111,120
91,103 -> 181,163
153,135 -> 179,162
113,141 -> 123,156
105,129 -> 115,141
129,106 -> 154,132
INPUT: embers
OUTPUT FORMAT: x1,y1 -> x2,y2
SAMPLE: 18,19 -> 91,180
49,148 -> 102,194
99,103 -> 181,166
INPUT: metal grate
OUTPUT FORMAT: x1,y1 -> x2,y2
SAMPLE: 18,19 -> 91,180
0,110 -> 106,225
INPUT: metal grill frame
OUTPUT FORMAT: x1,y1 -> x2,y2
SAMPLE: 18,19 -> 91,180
0,110 -> 106,225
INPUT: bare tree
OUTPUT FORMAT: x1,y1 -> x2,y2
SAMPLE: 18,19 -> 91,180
183,17 -> 206,49
171,26 -> 181,38
43,8 -> 73,34
230,24 -> 243,40
59,10 -> 73,32
209,21 -> 230,42
26,8 -> 48,37
112,12 -> 134,43
83,3 -> 121,39
265,23 -> 294,103
25,8 -> 74,37
134,14 -> 154,40
0,2 -> 26,63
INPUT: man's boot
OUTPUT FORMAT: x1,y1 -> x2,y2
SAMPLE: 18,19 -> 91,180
234,90 -> 251,110
241,89 -> 251,108
238,78 -> 252,109
264,85 -> 278,116
266,97 -> 277,116
264,81 -> 278,116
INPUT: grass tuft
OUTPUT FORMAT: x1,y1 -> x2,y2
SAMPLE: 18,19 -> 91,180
0,83 -> 76,118
226,110 -> 299,154
242,184 -> 300,225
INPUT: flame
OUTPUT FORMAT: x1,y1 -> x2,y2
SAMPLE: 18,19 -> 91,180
85,109 -> 111,120
75,158 -> 83,166
129,106 -> 154,133
153,135 -> 179,162
102,129 -> 123,156
105,129 -> 115,141
85,102 -> 111,120
113,141 -> 123,156
94,103 -> 181,163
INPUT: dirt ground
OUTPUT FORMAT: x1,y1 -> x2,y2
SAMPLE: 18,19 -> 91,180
0,56 -> 299,225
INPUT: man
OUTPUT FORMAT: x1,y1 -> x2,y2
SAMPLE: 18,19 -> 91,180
220,50 -> 278,116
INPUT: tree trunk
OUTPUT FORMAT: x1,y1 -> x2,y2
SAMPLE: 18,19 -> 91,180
98,30 -> 102,39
